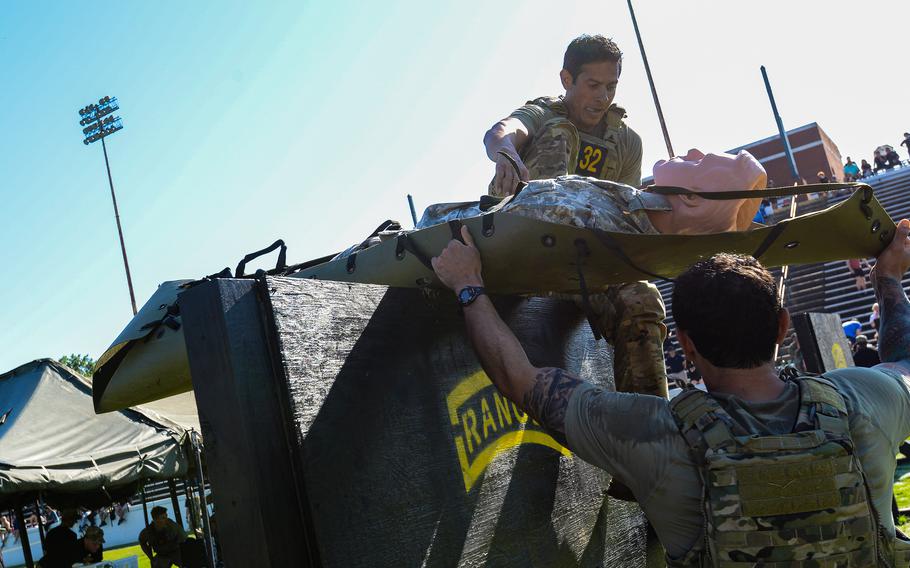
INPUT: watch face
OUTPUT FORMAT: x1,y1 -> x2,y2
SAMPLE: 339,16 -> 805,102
458,288 -> 473,304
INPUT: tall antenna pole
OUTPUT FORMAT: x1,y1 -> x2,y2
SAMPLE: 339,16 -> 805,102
760,66 -> 801,185
627,0 -> 674,158
760,66 -> 802,360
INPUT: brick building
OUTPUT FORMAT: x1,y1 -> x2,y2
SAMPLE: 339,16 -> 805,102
727,123 -> 843,186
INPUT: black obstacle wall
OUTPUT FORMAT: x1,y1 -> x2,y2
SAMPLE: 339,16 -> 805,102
180,276 -> 654,567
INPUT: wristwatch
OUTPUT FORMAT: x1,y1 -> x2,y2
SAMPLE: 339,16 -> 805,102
457,285 -> 486,307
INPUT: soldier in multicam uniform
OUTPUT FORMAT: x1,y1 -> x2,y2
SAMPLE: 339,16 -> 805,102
482,34 -> 665,399
431,215 -> 910,566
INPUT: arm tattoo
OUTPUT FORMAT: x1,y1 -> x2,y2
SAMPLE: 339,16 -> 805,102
522,367 -> 583,445
876,276 -> 910,365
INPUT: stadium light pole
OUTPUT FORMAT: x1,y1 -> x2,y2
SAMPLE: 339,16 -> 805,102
78,96 -> 138,315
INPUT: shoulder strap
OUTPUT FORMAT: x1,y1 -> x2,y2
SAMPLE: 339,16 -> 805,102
793,375 -> 850,436
670,389 -> 740,453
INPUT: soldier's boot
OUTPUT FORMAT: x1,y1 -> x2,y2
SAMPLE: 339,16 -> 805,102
587,281 -> 668,502
522,117 -> 580,180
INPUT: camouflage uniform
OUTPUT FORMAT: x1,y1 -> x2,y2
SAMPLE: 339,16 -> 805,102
499,96 -> 666,398
564,367 -> 910,564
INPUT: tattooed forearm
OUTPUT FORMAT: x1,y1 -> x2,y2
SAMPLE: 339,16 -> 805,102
522,367 -> 583,444
875,275 -> 910,364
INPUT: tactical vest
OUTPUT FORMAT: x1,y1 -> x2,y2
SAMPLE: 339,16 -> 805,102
521,97 -> 629,182
668,375 -> 910,567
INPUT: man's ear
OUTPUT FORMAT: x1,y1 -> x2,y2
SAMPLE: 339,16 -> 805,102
677,329 -> 697,360
560,69 -> 574,91
776,308 -> 791,345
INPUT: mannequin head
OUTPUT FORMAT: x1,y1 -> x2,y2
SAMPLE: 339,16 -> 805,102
648,148 -> 766,234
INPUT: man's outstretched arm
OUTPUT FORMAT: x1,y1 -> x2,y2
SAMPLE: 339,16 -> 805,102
431,226 -> 583,443
483,118 -> 531,196
871,219 -> 910,381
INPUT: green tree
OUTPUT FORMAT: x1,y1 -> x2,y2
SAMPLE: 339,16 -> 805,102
59,353 -> 96,377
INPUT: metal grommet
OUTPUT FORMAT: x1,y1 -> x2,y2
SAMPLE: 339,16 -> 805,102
785,241 -> 800,249
346,266 -> 355,274
483,227 -> 494,237
871,219 -> 881,233
395,250 -> 405,260
541,234 -> 556,247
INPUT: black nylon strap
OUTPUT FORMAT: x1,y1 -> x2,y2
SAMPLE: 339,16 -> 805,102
496,150 -> 529,196
589,229 -> 673,284
751,220 -> 790,260
482,213 -> 495,237
646,182 -> 866,200
448,220 -> 465,243
395,234 -> 434,271
573,239 -> 602,341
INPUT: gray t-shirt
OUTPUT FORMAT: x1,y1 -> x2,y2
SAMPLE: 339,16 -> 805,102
565,366 -> 910,562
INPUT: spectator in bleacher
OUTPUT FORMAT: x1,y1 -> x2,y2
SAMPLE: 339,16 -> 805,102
846,258 -> 870,290
887,147 -> 903,169
0,513 -> 11,545
869,301 -> 880,332
843,157 -> 860,181
874,152 -> 888,173
852,334 -> 881,367
816,171 -> 829,184
902,132 -> 910,160
861,158 -> 873,178
842,318 -> 862,344
665,347 -> 686,384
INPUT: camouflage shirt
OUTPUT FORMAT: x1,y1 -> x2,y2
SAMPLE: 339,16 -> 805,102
510,96 -> 644,187
564,367 -> 910,561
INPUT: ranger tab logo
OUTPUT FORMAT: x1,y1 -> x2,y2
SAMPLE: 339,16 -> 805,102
447,370 -> 571,492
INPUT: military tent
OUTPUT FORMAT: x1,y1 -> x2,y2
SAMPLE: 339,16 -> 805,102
0,359 -> 189,508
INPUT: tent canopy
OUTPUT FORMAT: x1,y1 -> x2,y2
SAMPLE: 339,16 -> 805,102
0,359 -> 189,507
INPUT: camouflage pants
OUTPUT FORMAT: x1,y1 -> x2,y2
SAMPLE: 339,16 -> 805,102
521,120 -> 668,398
558,282 -> 668,398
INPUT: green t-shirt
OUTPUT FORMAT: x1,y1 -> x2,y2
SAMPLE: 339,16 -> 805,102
510,96 -> 643,187
564,366 -> 910,561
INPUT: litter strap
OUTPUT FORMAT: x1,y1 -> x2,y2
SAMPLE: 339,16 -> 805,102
647,182 -> 867,201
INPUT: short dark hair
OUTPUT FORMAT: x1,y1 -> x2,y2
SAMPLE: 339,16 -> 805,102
672,254 -> 781,368
151,506 -> 168,519
563,34 -> 623,82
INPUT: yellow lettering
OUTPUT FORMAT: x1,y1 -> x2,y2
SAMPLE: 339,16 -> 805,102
462,408 -> 481,453
512,401 -> 528,423
494,393 -> 513,428
481,397 -> 497,438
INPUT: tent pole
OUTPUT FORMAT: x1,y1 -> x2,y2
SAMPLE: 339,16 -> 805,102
168,479 -> 184,529
34,497 -> 46,550
191,431 -> 217,568
14,506 -> 34,568
183,478 -> 197,532
140,481 -> 150,527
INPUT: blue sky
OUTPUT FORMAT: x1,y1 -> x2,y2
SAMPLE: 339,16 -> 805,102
1,1 -> 908,373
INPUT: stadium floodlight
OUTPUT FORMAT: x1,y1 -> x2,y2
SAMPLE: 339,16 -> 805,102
78,95 -> 138,315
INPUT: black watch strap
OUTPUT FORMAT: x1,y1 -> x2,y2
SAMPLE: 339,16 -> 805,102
457,285 -> 486,307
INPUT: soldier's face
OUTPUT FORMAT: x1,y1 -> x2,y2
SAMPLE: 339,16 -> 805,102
560,60 -> 619,131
